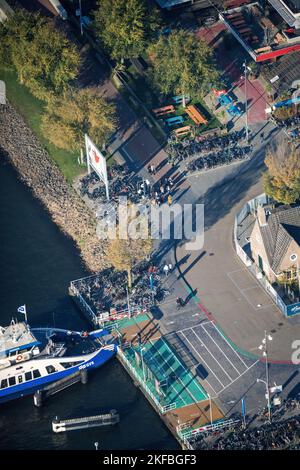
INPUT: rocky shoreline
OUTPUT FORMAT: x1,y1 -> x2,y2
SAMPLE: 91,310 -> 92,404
0,103 -> 108,272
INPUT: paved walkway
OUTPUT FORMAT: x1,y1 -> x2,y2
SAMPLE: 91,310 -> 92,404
197,22 -> 269,127
78,43 -> 165,171
173,130 -> 300,362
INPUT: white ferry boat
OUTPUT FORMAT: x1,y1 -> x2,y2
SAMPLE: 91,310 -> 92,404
0,320 -> 116,404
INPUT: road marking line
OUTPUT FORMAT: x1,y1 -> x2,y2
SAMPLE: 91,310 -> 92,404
227,268 -> 247,275
175,321 -> 212,335
191,328 -> 235,382
179,331 -> 225,390
210,323 -> 249,368
200,323 -> 244,375
242,286 -> 261,292
217,359 -> 260,395
227,270 -> 258,311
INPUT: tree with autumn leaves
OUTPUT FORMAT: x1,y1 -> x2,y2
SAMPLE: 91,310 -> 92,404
93,0 -> 160,63
106,204 -> 152,289
0,10 -> 80,101
264,138 -> 300,204
148,30 -> 220,105
41,88 -> 117,152
0,9 -> 116,153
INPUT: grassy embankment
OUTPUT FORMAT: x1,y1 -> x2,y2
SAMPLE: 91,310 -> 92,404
0,66 -> 84,183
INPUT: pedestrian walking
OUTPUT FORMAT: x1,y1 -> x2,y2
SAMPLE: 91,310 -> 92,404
168,263 -> 173,272
160,184 -> 165,194
145,179 -> 151,194
150,164 -> 156,175
168,194 -> 173,206
176,297 -> 184,309
163,264 -> 169,276
168,176 -> 174,187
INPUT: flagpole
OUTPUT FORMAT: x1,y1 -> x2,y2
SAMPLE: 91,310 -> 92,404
18,305 -> 27,323
85,134 -> 91,174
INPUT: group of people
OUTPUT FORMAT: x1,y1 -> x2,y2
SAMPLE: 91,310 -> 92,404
136,174 -> 175,207
149,170 -> 175,207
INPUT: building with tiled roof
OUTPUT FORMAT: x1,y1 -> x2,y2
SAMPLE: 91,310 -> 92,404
250,204 -> 300,283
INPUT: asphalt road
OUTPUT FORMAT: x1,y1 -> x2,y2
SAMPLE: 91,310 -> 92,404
153,123 -> 300,418
151,122 -> 298,361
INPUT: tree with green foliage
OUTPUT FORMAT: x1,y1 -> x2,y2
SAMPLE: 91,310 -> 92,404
264,138 -> 300,204
93,0 -> 160,62
148,30 -> 220,104
41,87 -> 117,152
0,9 -> 80,101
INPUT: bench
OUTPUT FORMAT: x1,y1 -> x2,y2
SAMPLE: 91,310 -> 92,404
231,17 -> 246,26
239,27 -> 251,34
227,13 -> 243,19
226,0 -> 250,7
218,94 -> 232,107
174,126 -> 191,137
250,35 -> 259,44
165,116 -> 184,126
254,46 -> 271,53
232,20 -> 247,29
227,104 -> 241,117
172,95 -> 190,105
152,105 -> 175,117
186,105 -> 208,125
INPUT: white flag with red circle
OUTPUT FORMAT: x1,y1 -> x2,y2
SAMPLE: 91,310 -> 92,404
85,134 -> 109,200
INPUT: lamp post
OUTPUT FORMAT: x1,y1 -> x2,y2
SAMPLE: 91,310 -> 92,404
207,392 -> 213,426
257,330 -> 273,423
140,346 -> 146,382
126,286 -> 131,318
243,61 -> 249,143
78,0 -> 83,36
296,257 -> 300,295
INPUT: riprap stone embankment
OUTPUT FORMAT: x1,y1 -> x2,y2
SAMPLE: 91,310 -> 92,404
0,103 -> 107,272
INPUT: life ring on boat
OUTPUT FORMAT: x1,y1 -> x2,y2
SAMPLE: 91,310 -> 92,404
16,354 -> 24,362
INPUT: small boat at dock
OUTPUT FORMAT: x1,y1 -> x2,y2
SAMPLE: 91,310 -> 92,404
52,409 -> 119,433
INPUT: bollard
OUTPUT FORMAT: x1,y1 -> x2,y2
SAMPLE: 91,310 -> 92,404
33,389 -> 43,407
